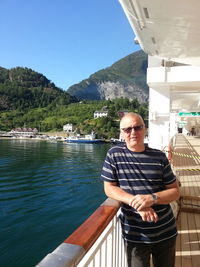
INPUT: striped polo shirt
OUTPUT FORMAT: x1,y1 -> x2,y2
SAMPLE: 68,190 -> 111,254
101,144 -> 177,244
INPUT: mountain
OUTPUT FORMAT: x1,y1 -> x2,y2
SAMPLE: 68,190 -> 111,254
0,67 -> 77,111
0,64 -> 148,134
67,50 -> 148,103
0,50 -> 148,112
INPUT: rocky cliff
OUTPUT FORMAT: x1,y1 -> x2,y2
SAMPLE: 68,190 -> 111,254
67,50 -> 148,103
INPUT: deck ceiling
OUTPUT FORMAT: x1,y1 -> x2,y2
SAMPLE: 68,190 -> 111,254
170,83 -> 200,111
171,91 -> 200,112
119,0 -> 200,66
119,0 -> 200,113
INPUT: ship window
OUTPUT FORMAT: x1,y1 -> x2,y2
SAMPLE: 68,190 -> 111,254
143,7 -> 149,19
151,37 -> 156,44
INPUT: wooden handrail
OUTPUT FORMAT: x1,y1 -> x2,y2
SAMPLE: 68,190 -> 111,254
36,198 -> 121,266
181,195 -> 200,201
64,199 -> 120,251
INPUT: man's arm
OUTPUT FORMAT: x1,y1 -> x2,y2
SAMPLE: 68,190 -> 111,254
104,181 -> 158,222
130,181 -> 180,211
104,181 -> 134,205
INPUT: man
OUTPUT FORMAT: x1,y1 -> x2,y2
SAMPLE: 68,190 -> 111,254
101,112 -> 180,267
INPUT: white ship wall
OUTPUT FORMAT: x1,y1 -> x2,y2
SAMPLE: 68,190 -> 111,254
147,56 -> 200,149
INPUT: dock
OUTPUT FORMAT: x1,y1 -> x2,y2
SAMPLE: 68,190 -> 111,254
171,134 -> 200,267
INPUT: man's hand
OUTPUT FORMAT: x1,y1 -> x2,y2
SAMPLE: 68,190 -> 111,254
130,194 -> 154,211
137,207 -> 158,223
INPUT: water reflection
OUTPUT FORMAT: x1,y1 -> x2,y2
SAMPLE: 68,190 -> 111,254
0,139 -> 111,267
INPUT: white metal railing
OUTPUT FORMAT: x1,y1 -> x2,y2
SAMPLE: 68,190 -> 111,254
37,196 -> 179,267
37,199 -> 128,267
77,209 -> 127,267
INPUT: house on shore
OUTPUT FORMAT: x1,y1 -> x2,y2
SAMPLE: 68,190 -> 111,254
94,106 -> 108,119
9,127 -> 38,137
63,123 -> 73,133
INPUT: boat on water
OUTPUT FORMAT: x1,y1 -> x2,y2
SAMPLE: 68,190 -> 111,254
65,137 -> 105,144
65,132 -> 105,144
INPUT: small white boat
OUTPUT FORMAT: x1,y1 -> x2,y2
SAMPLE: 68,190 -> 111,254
65,132 -> 105,144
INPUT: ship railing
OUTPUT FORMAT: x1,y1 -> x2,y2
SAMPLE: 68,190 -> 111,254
37,198 -> 127,267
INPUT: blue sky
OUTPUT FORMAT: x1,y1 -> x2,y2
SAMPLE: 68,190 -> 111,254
0,0 -> 140,90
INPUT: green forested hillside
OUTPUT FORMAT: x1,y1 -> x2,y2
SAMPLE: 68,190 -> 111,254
0,66 -> 148,139
0,67 -> 76,110
0,98 -> 148,139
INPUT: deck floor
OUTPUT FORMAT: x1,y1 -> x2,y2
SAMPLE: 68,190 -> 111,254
171,134 -> 200,267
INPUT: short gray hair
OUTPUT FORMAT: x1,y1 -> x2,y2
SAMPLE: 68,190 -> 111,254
120,112 -> 144,129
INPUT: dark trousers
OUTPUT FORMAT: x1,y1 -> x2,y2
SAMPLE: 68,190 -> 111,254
124,237 -> 176,267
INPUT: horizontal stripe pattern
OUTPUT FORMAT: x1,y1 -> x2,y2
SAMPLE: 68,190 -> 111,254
101,144 -> 177,243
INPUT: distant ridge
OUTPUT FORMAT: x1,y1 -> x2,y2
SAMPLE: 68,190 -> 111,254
67,50 -> 148,103
0,63 -> 148,133
0,66 -> 77,111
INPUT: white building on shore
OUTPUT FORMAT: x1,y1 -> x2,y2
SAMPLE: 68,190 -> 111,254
94,110 -> 108,119
63,123 -> 73,133
9,127 -> 38,137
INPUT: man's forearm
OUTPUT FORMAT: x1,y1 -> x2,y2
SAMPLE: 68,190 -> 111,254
104,182 -> 134,205
104,182 -> 158,222
130,186 -> 180,211
155,187 -> 180,204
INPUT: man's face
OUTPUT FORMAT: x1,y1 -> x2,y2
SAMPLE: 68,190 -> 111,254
120,115 -> 146,151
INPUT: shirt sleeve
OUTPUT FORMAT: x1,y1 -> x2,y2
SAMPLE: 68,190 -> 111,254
162,154 -> 177,185
100,150 -> 117,183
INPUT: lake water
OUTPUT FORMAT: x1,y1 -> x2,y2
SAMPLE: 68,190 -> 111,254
0,139 -> 112,267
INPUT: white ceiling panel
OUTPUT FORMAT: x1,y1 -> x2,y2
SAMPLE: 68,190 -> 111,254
119,0 -> 200,65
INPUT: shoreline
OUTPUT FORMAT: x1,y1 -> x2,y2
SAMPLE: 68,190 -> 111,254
0,132 -> 118,144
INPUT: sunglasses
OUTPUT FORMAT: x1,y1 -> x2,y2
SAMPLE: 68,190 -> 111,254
121,125 -> 144,134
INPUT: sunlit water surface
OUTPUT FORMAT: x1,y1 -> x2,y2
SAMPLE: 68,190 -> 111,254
0,139 -> 111,267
